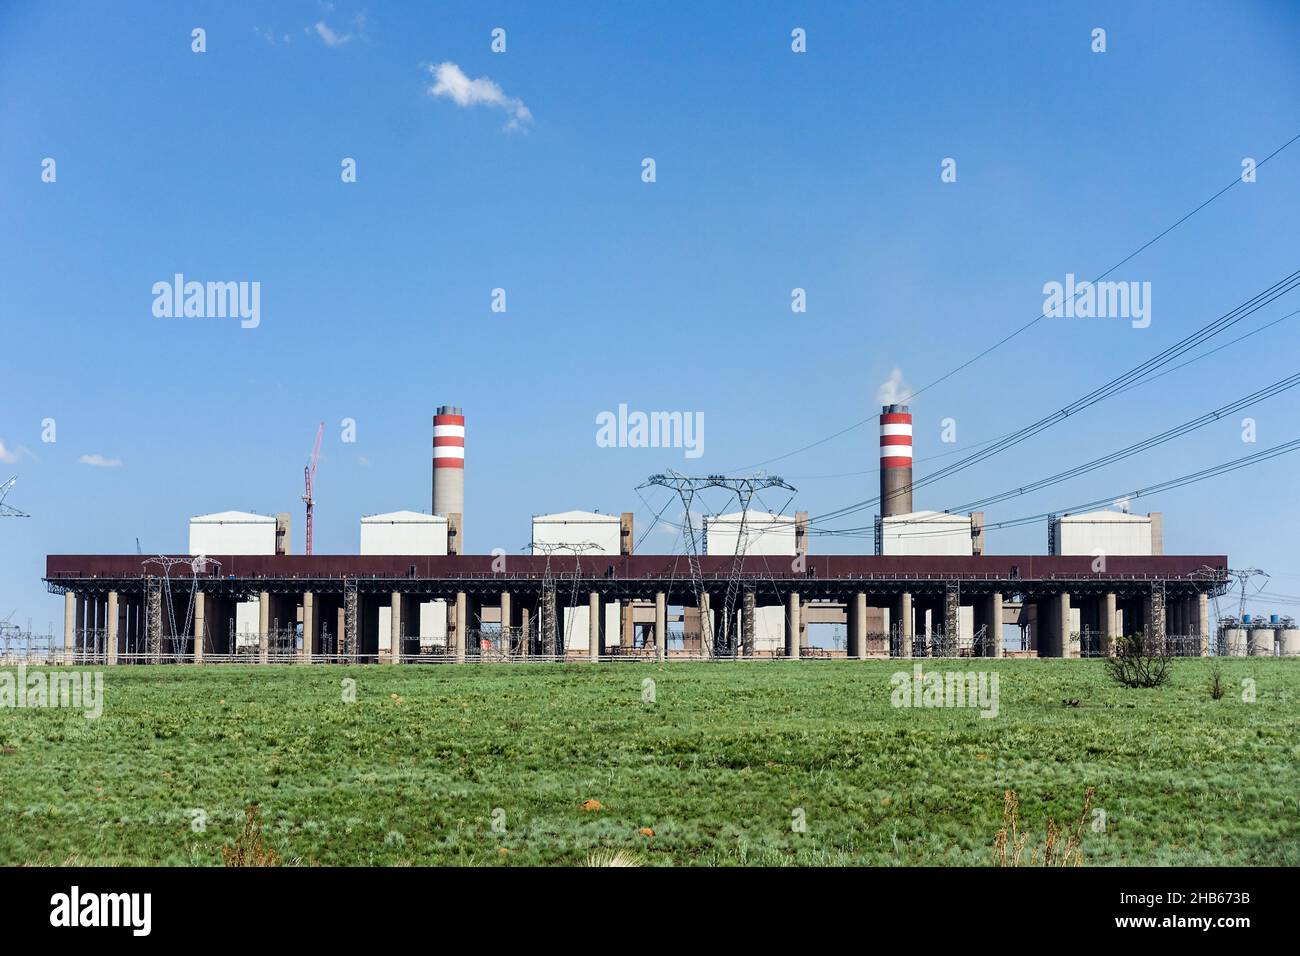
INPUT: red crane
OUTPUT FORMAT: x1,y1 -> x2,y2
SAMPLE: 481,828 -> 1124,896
303,422 -> 323,555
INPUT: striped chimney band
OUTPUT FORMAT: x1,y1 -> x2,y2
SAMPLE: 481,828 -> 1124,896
879,411 -> 913,468
433,412 -> 465,468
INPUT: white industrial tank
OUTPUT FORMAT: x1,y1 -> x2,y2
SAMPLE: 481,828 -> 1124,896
1248,628 -> 1276,656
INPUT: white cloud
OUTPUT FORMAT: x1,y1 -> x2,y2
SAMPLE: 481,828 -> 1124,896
313,21 -> 351,47
0,440 -> 22,464
425,61 -> 533,129
875,368 -> 912,405
79,454 -> 123,468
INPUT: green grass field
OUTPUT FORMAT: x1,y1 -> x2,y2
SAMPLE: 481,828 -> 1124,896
1,659 -> 1296,866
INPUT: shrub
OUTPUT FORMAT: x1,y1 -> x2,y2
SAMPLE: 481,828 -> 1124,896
222,805 -> 281,867
994,787 -> 1094,867
1105,632 -> 1171,689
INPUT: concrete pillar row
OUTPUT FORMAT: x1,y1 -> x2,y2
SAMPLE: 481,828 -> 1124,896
850,592 -> 867,659
620,599 -> 634,651
301,592 -> 315,663
988,592 -> 1003,658
74,594 -> 86,655
1196,592 -> 1210,656
1102,592 -> 1119,656
258,592 -> 271,664
898,592 -> 913,659
184,590 -> 196,664
654,592 -> 667,662
389,591 -> 402,663
699,592 -> 714,655
63,591 -> 76,664
1059,592 -> 1073,659
455,592 -> 467,663
786,592 -> 801,660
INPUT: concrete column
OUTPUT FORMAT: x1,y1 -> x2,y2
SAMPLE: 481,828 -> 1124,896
500,591 -> 512,658
654,592 -> 666,661
987,592 -> 1003,658
74,594 -> 86,655
850,592 -> 867,659
1058,592 -> 1072,658
519,604 -> 531,657
259,591 -> 270,664
786,592 -> 800,659
189,591 -> 201,664
699,592 -> 713,655
455,592 -> 466,663
620,599 -> 634,651
1196,592 -> 1210,656
742,590 -> 756,657
1102,592 -> 1118,656
63,591 -> 76,664
898,592 -> 913,659
389,591 -> 402,663
589,591 -> 601,662
301,592 -> 314,663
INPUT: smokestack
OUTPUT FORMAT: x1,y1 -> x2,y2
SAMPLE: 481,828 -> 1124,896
879,404 -> 913,518
620,512 -> 634,556
433,406 -> 465,541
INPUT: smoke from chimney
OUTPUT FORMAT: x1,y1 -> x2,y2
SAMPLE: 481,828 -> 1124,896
875,368 -> 912,405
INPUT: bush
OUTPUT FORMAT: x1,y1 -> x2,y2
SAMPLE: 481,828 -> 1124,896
1208,659 -> 1226,700
1104,632 -> 1171,689
222,805 -> 281,867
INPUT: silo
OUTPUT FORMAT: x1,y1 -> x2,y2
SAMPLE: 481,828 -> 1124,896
1278,624 -> 1300,656
1249,626 -> 1276,656
1220,625 -> 1248,656
432,406 -> 465,536
879,405 -> 913,518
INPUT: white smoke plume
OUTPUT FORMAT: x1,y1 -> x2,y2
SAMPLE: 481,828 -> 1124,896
875,368 -> 912,405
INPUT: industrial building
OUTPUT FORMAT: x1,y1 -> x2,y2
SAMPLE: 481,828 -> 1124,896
44,404 -> 1260,664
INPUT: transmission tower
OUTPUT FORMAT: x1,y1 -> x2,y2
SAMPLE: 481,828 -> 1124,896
532,541 -> 603,656
142,554 -> 221,657
0,477 -> 29,518
638,472 -> 796,657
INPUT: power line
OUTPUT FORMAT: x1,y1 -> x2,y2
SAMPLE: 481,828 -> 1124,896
786,304 -> 1300,482
809,269 -> 1300,527
722,129 -> 1300,475
815,438 -> 1300,540
941,371 -> 1300,514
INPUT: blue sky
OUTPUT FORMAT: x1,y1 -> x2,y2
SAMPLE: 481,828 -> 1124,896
2,0 -> 1299,630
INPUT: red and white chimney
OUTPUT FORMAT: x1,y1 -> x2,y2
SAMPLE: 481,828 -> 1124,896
879,404 -> 913,517
433,406 -> 464,546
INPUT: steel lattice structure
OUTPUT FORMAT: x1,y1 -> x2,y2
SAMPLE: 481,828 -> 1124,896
639,472 -> 797,657
142,554 -> 221,657
0,476 -> 29,518
532,541 -> 603,655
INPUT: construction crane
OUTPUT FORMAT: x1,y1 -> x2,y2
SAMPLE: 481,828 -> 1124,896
0,476 -> 29,517
303,422 -> 324,555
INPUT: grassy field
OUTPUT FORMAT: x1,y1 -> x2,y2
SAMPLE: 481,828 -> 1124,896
1,659 -> 1296,866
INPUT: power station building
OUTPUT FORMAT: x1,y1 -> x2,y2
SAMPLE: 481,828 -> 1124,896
44,404 -> 1246,664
